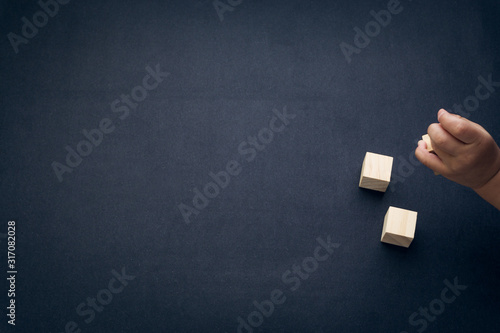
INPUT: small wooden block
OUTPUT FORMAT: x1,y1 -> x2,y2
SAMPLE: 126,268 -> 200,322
422,134 -> 434,153
359,152 -> 393,192
422,134 -> 440,175
380,206 -> 417,248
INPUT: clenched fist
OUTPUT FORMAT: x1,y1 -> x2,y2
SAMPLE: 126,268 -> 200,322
415,109 -> 500,209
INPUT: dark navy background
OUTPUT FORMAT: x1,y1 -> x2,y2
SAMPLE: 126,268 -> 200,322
1,0 -> 499,332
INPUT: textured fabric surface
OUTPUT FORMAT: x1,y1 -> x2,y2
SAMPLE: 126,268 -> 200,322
1,0 -> 499,332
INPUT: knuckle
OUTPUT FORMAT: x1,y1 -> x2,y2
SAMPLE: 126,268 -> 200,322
453,121 -> 468,137
432,132 -> 447,146
427,123 -> 438,135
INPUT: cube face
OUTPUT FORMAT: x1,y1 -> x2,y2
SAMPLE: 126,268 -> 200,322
422,134 -> 434,153
381,206 -> 418,248
359,152 -> 394,192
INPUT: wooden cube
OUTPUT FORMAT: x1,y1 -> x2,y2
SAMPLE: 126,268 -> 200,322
422,134 -> 440,175
422,134 -> 434,153
359,152 -> 393,192
381,206 -> 417,248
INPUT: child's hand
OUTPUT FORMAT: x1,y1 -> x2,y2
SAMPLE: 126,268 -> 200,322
415,109 -> 500,194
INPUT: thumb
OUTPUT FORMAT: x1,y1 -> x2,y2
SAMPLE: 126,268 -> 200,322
437,109 -> 482,144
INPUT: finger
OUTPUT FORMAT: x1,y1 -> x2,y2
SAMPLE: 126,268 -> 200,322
431,144 -> 455,165
437,109 -> 482,144
427,123 -> 464,156
415,142 -> 448,175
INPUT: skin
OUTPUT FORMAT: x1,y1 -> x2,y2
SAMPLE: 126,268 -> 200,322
415,109 -> 500,210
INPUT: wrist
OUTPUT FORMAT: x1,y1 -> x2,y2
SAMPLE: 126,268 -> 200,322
474,168 -> 500,210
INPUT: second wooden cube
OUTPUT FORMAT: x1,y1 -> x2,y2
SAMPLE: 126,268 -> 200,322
380,206 -> 418,248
